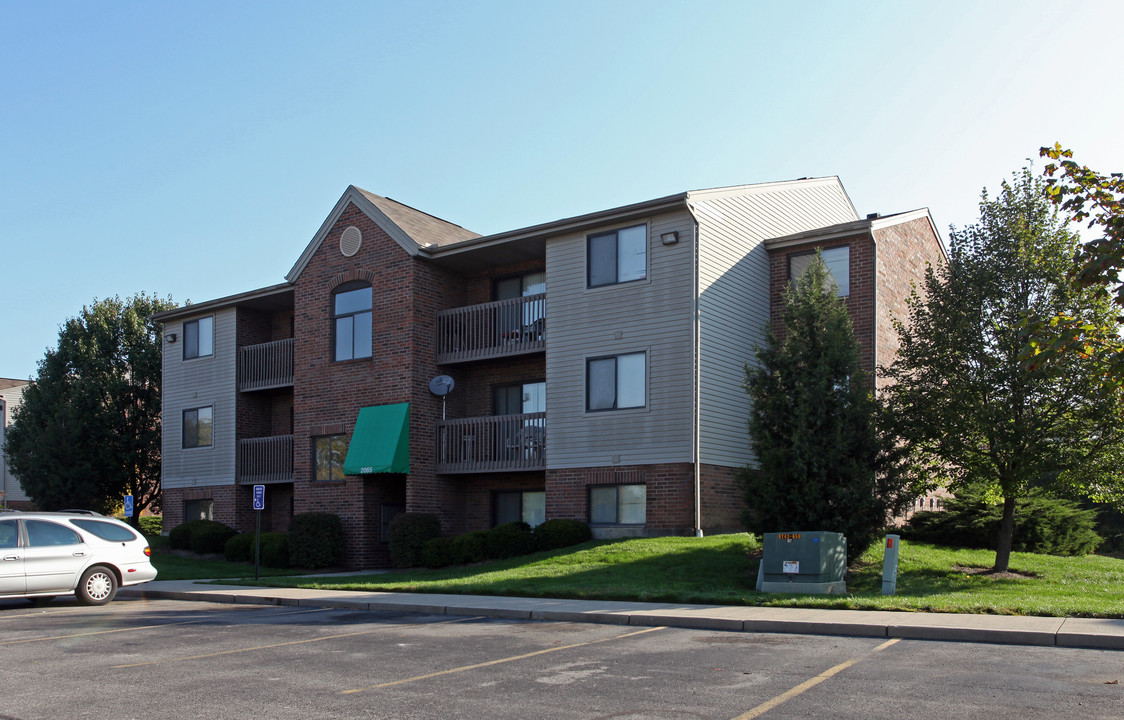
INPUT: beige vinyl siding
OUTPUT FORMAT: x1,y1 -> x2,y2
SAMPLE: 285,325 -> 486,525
545,210 -> 696,468
692,180 -> 858,468
1,383 -> 29,502
161,308 -> 237,488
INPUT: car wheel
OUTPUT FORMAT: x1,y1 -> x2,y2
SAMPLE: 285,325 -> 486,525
77,566 -> 118,605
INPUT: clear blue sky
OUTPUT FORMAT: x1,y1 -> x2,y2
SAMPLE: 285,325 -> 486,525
3,0 -> 1122,379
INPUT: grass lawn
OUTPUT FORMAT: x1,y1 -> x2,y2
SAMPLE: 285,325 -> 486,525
146,536 -> 307,581
232,534 -> 1124,618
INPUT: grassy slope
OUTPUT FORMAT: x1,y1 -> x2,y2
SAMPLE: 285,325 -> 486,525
237,534 -> 1124,618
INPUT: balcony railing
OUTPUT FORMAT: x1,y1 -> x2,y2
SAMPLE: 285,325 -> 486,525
435,293 -> 545,364
237,435 -> 293,484
239,338 -> 294,391
435,412 -> 545,474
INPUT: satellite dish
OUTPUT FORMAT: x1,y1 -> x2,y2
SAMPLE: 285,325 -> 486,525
429,375 -> 455,396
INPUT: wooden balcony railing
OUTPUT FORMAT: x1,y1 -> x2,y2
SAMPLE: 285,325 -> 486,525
237,435 -> 293,484
435,293 -> 545,364
435,412 -> 546,474
239,338 -> 294,391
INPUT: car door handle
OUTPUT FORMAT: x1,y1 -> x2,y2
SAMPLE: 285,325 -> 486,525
72,551 -> 88,557
2,555 -> 18,561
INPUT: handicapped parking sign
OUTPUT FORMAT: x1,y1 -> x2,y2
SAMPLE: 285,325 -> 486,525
123,495 -> 134,518
253,485 -> 265,511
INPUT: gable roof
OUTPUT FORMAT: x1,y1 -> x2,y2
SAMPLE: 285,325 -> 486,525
764,208 -> 946,260
0,378 -> 29,391
286,186 -> 479,282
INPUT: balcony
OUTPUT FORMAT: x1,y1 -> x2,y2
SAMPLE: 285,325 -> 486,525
435,412 -> 545,474
239,338 -> 294,391
237,435 -> 293,484
435,293 -> 545,364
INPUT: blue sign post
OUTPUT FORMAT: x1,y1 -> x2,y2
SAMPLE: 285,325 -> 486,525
123,495 -> 134,518
253,485 -> 265,581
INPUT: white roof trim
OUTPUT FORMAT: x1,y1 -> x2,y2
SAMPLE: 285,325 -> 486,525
286,186 -> 420,283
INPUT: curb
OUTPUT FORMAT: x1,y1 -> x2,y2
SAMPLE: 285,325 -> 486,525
121,588 -> 1124,651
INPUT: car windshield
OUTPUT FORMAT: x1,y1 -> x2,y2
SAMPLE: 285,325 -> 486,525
70,519 -> 138,542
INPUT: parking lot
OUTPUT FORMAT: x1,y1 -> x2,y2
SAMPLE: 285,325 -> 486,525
1,597 -> 1121,720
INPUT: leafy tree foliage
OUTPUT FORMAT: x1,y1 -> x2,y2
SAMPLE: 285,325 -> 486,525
3,294 -> 176,517
1023,144 -> 1124,388
740,254 -> 914,560
882,168 -> 1124,572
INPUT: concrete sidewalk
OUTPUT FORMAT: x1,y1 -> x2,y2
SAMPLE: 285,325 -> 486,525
119,579 -> 1124,651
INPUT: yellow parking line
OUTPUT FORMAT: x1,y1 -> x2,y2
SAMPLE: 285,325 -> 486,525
731,638 -> 901,720
113,616 -> 476,669
342,625 -> 666,694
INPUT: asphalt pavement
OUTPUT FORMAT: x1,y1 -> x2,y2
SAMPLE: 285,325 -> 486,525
119,579 -> 1124,650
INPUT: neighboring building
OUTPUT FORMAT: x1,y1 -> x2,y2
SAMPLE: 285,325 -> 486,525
154,177 -> 945,567
0,378 -> 33,510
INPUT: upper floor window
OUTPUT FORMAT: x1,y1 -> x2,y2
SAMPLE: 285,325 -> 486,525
788,246 -> 850,297
333,283 -> 372,361
183,406 -> 213,448
588,225 -> 647,288
587,352 -> 646,411
183,317 -> 214,359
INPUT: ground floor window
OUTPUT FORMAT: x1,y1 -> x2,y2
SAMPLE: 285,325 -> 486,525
493,490 -> 545,528
313,434 -> 348,482
184,498 -> 214,521
589,484 -> 646,525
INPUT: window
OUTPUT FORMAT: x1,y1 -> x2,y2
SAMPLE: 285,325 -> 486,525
183,317 -> 214,359
182,406 -> 213,448
70,519 -> 139,542
494,490 -> 546,528
26,520 -> 82,547
589,484 -> 646,525
333,283 -> 372,361
184,499 -> 213,521
0,520 -> 17,549
587,352 -> 645,411
313,434 -> 348,482
588,225 -> 647,287
788,246 -> 850,297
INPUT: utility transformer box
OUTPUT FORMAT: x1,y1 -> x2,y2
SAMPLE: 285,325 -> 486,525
758,531 -> 847,595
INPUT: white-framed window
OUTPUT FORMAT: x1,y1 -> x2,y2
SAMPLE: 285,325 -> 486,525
589,484 -> 646,525
788,246 -> 850,297
587,224 -> 647,288
586,352 -> 646,411
493,490 -> 546,528
183,317 -> 214,359
182,406 -> 213,448
333,283 -> 372,361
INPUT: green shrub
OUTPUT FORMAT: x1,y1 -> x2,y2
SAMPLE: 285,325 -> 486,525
169,519 -> 232,551
389,513 -> 442,568
485,521 -> 536,560
288,512 -> 345,569
533,519 -> 592,551
902,487 -> 1102,555
139,515 -> 162,537
190,522 -> 238,555
421,537 -> 456,568
224,532 -> 255,563
260,532 -> 290,568
451,530 -> 488,565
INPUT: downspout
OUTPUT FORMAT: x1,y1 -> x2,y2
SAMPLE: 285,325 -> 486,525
692,218 -> 703,538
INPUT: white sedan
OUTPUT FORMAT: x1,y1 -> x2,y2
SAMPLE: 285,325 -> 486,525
0,511 -> 158,605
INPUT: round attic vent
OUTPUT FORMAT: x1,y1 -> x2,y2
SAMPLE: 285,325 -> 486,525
340,226 -> 362,257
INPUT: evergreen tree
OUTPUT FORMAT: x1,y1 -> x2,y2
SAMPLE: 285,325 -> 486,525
740,253 -> 912,559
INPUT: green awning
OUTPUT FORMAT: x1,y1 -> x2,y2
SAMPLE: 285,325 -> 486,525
343,403 -> 410,475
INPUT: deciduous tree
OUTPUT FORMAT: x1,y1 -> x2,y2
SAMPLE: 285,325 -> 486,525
3,293 -> 176,518
883,168 -> 1124,571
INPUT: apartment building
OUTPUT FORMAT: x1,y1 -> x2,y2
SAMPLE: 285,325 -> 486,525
1,378 -> 32,510
154,177 -> 944,567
